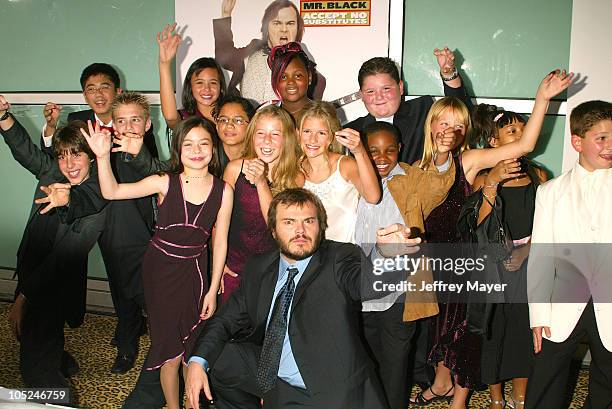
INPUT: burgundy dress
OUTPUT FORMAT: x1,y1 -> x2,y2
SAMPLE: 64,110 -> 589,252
143,173 -> 224,370
424,152 -> 482,389
221,164 -> 277,303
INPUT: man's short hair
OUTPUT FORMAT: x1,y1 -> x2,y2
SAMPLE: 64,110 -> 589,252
53,120 -> 94,159
79,63 -> 121,90
357,57 -> 401,89
111,92 -> 151,121
363,121 -> 401,144
268,188 -> 328,233
570,100 -> 612,138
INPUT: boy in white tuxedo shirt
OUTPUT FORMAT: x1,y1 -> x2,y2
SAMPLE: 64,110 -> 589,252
526,100 -> 612,409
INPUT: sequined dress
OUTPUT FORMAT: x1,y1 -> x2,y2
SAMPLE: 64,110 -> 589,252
143,173 -> 224,370
222,164 -> 277,303
424,152 -> 482,389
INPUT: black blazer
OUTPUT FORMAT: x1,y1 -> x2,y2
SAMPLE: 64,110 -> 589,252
345,82 -> 473,165
192,240 -> 388,409
66,109 -> 158,233
1,119 -> 108,327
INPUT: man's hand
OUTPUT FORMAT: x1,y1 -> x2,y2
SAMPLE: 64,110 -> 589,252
8,294 -> 27,340
35,183 -> 71,214
186,361 -> 213,409
532,326 -> 551,354
112,131 -> 144,155
376,223 -> 421,257
43,102 -> 63,131
221,0 -> 236,18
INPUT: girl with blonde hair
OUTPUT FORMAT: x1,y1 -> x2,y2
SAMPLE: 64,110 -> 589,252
221,104 -> 304,301
299,101 -> 380,243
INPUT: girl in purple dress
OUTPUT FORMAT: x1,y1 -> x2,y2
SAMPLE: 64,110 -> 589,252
411,70 -> 572,409
221,104 -> 303,301
85,116 -> 233,409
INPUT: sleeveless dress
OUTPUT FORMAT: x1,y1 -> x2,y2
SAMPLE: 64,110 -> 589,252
222,162 -> 277,303
425,152 -> 482,389
303,156 -> 359,243
480,182 -> 536,384
143,173 -> 224,370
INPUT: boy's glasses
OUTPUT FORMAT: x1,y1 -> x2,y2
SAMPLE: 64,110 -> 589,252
217,116 -> 249,126
84,84 -> 114,95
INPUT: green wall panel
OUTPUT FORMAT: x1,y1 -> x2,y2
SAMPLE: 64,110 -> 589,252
403,0 -> 572,98
0,0 -> 174,92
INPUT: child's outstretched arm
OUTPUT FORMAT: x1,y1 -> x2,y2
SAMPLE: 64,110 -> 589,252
82,120 -> 167,200
335,128 -> 381,204
157,23 -> 183,129
202,183 -> 234,319
463,69 -> 573,183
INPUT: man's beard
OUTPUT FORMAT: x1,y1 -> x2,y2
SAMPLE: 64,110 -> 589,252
277,232 -> 322,261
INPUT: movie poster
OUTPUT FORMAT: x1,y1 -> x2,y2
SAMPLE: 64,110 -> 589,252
174,0 -> 390,120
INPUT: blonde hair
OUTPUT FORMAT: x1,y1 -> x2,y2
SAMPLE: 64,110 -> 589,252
420,97 -> 471,170
243,105 -> 302,195
298,101 -> 344,176
111,91 -> 151,121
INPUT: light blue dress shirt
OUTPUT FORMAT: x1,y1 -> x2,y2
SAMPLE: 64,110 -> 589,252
189,255 -> 313,390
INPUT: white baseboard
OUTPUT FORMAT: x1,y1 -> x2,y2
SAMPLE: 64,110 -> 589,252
0,268 -> 115,313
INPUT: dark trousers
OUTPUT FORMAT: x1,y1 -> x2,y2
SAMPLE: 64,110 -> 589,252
525,301 -> 612,409
19,300 -> 68,388
99,201 -> 149,358
411,317 -> 435,386
362,303 -> 417,409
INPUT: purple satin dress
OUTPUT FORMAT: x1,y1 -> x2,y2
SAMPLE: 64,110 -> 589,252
143,173 -> 223,370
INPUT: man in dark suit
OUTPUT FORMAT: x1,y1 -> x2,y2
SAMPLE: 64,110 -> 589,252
41,63 -> 158,374
344,49 -> 473,166
185,188 -> 388,409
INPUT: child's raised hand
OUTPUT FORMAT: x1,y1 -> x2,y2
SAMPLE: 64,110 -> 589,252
81,120 -> 112,158
0,95 -> 11,114
434,127 -> 459,154
157,23 -> 182,64
243,158 -> 268,186
35,183 -> 71,214
112,130 -> 144,155
335,128 -> 363,154
433,46 -> 456,74
43,102 -> 63,130
536,69 -> 574,101
200,290 -> 217,320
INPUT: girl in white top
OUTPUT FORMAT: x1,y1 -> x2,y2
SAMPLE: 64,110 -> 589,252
299,101 -> 381,242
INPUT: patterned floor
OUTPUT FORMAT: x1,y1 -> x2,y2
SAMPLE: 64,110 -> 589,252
0,302 -> 589,408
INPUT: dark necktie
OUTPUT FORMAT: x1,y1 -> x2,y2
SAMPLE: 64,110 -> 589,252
257,267 -> 300,394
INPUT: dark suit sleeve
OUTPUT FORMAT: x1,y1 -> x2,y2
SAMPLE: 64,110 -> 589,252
57,168 -> 108,224
334,243 -> 374,303
129,144 -> 173,177
191,262 -> 254,366
0,118 -> 55,179
443,81 -> 473,112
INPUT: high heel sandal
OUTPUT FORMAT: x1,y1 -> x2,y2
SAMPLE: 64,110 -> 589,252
410,385 -> 454,406
507,394 -> 525,409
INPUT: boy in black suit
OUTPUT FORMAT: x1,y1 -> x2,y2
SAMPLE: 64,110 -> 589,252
41,63 -> 158,374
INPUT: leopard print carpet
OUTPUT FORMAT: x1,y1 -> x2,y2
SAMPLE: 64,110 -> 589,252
0,303 -> 589,408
